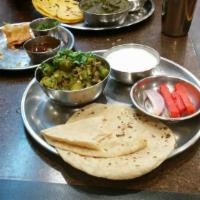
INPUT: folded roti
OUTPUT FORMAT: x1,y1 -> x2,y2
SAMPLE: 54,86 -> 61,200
43,104 -> 148,157
42,117 -> 112,150
57,104 -> 175,180
44,129 -> 147,158
2,23 -> 32,49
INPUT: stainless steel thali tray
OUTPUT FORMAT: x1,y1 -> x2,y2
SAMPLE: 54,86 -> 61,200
0,23 -> 75,71
62,0 -> 155,31
21,50 -> 200,157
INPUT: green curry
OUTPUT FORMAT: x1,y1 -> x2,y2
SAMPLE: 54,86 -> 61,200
39,49 -> 109,91
80,0 -> 130,14
32,20 -> 59,30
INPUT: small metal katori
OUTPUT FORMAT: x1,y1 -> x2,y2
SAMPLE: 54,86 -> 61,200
103,43 -> 160,84
21,50 -> 200,157
24,35 -> 61,64
30,17 -> 60,37
0,22 -> 75,71
130,75 -> 200,122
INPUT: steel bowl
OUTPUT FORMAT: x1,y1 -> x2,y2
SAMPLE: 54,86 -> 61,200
30,17 -> 60,37
130,75 -> 200,122
103,43 -> 160,85
79,0 -> 131,26
35,55 -> 110,106
23,35 -> 61,64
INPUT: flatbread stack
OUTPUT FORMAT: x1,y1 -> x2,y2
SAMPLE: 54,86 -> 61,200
2,23 -> 32,49
32,0 -> 84,24
42,103 -> 176,180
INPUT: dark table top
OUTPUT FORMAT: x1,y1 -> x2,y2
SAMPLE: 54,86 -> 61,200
0,0 -> 200,195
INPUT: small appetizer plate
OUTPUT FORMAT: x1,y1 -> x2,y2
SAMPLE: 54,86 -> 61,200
130,75 -> 200,122
0,22 -> 74,71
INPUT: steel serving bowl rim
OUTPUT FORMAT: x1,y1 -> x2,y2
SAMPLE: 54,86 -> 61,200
103,43 -> 160,74
30,17 -> 60,32
130,75 -> 200,122
21,78 -> 58,155
35,54 -> 111,93
23,35 -> 61,55
79,0 -> 131,16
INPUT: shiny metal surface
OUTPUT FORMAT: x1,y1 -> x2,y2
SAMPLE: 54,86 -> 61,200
79,0 -> 130,27
0,23 -> 75,70
130,76 -> 200,122
162,0 -> 197,36
62,0 -> 154,31
23,36 -> 61,64
103,44 -> 160,84
30,17 -> 60,37
21,50 -> 200,158
129,0 -> 147,12
35,55 -> 110,106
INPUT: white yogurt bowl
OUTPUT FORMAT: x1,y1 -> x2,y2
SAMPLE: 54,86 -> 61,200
103,44 -> 160,84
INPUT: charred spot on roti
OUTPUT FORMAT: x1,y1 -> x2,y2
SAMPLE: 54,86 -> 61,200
127,124 -> 133,128
165,133 -> 171,138
116,133 -> 125,137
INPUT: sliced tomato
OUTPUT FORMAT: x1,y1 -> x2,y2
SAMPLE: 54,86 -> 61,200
175,83 -> 196,115
159,84 -> 180,118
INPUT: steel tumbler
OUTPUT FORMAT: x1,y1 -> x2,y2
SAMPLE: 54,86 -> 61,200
162,0 -> 197,36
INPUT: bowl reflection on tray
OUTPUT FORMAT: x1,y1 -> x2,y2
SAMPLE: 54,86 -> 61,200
130,75 -> 200,122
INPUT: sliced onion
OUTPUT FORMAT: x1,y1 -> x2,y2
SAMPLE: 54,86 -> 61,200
145,89 -> 165,116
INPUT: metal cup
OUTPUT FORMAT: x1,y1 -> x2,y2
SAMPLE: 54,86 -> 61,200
162,0 -> 197,37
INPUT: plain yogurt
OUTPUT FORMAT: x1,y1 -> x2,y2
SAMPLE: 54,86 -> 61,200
106,48 -> 159,73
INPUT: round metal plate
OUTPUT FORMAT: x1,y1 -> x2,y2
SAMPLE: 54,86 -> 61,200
0,23 -> 75,71
21,50 -> 200,157
61,0 -> 155,31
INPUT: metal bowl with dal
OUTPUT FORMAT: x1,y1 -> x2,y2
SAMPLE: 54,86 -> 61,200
103,43 -> 160,84
79,0 -> 131,26
35,54 -> 110,106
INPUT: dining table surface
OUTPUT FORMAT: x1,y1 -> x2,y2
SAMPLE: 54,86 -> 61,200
0,0 -> 200,196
